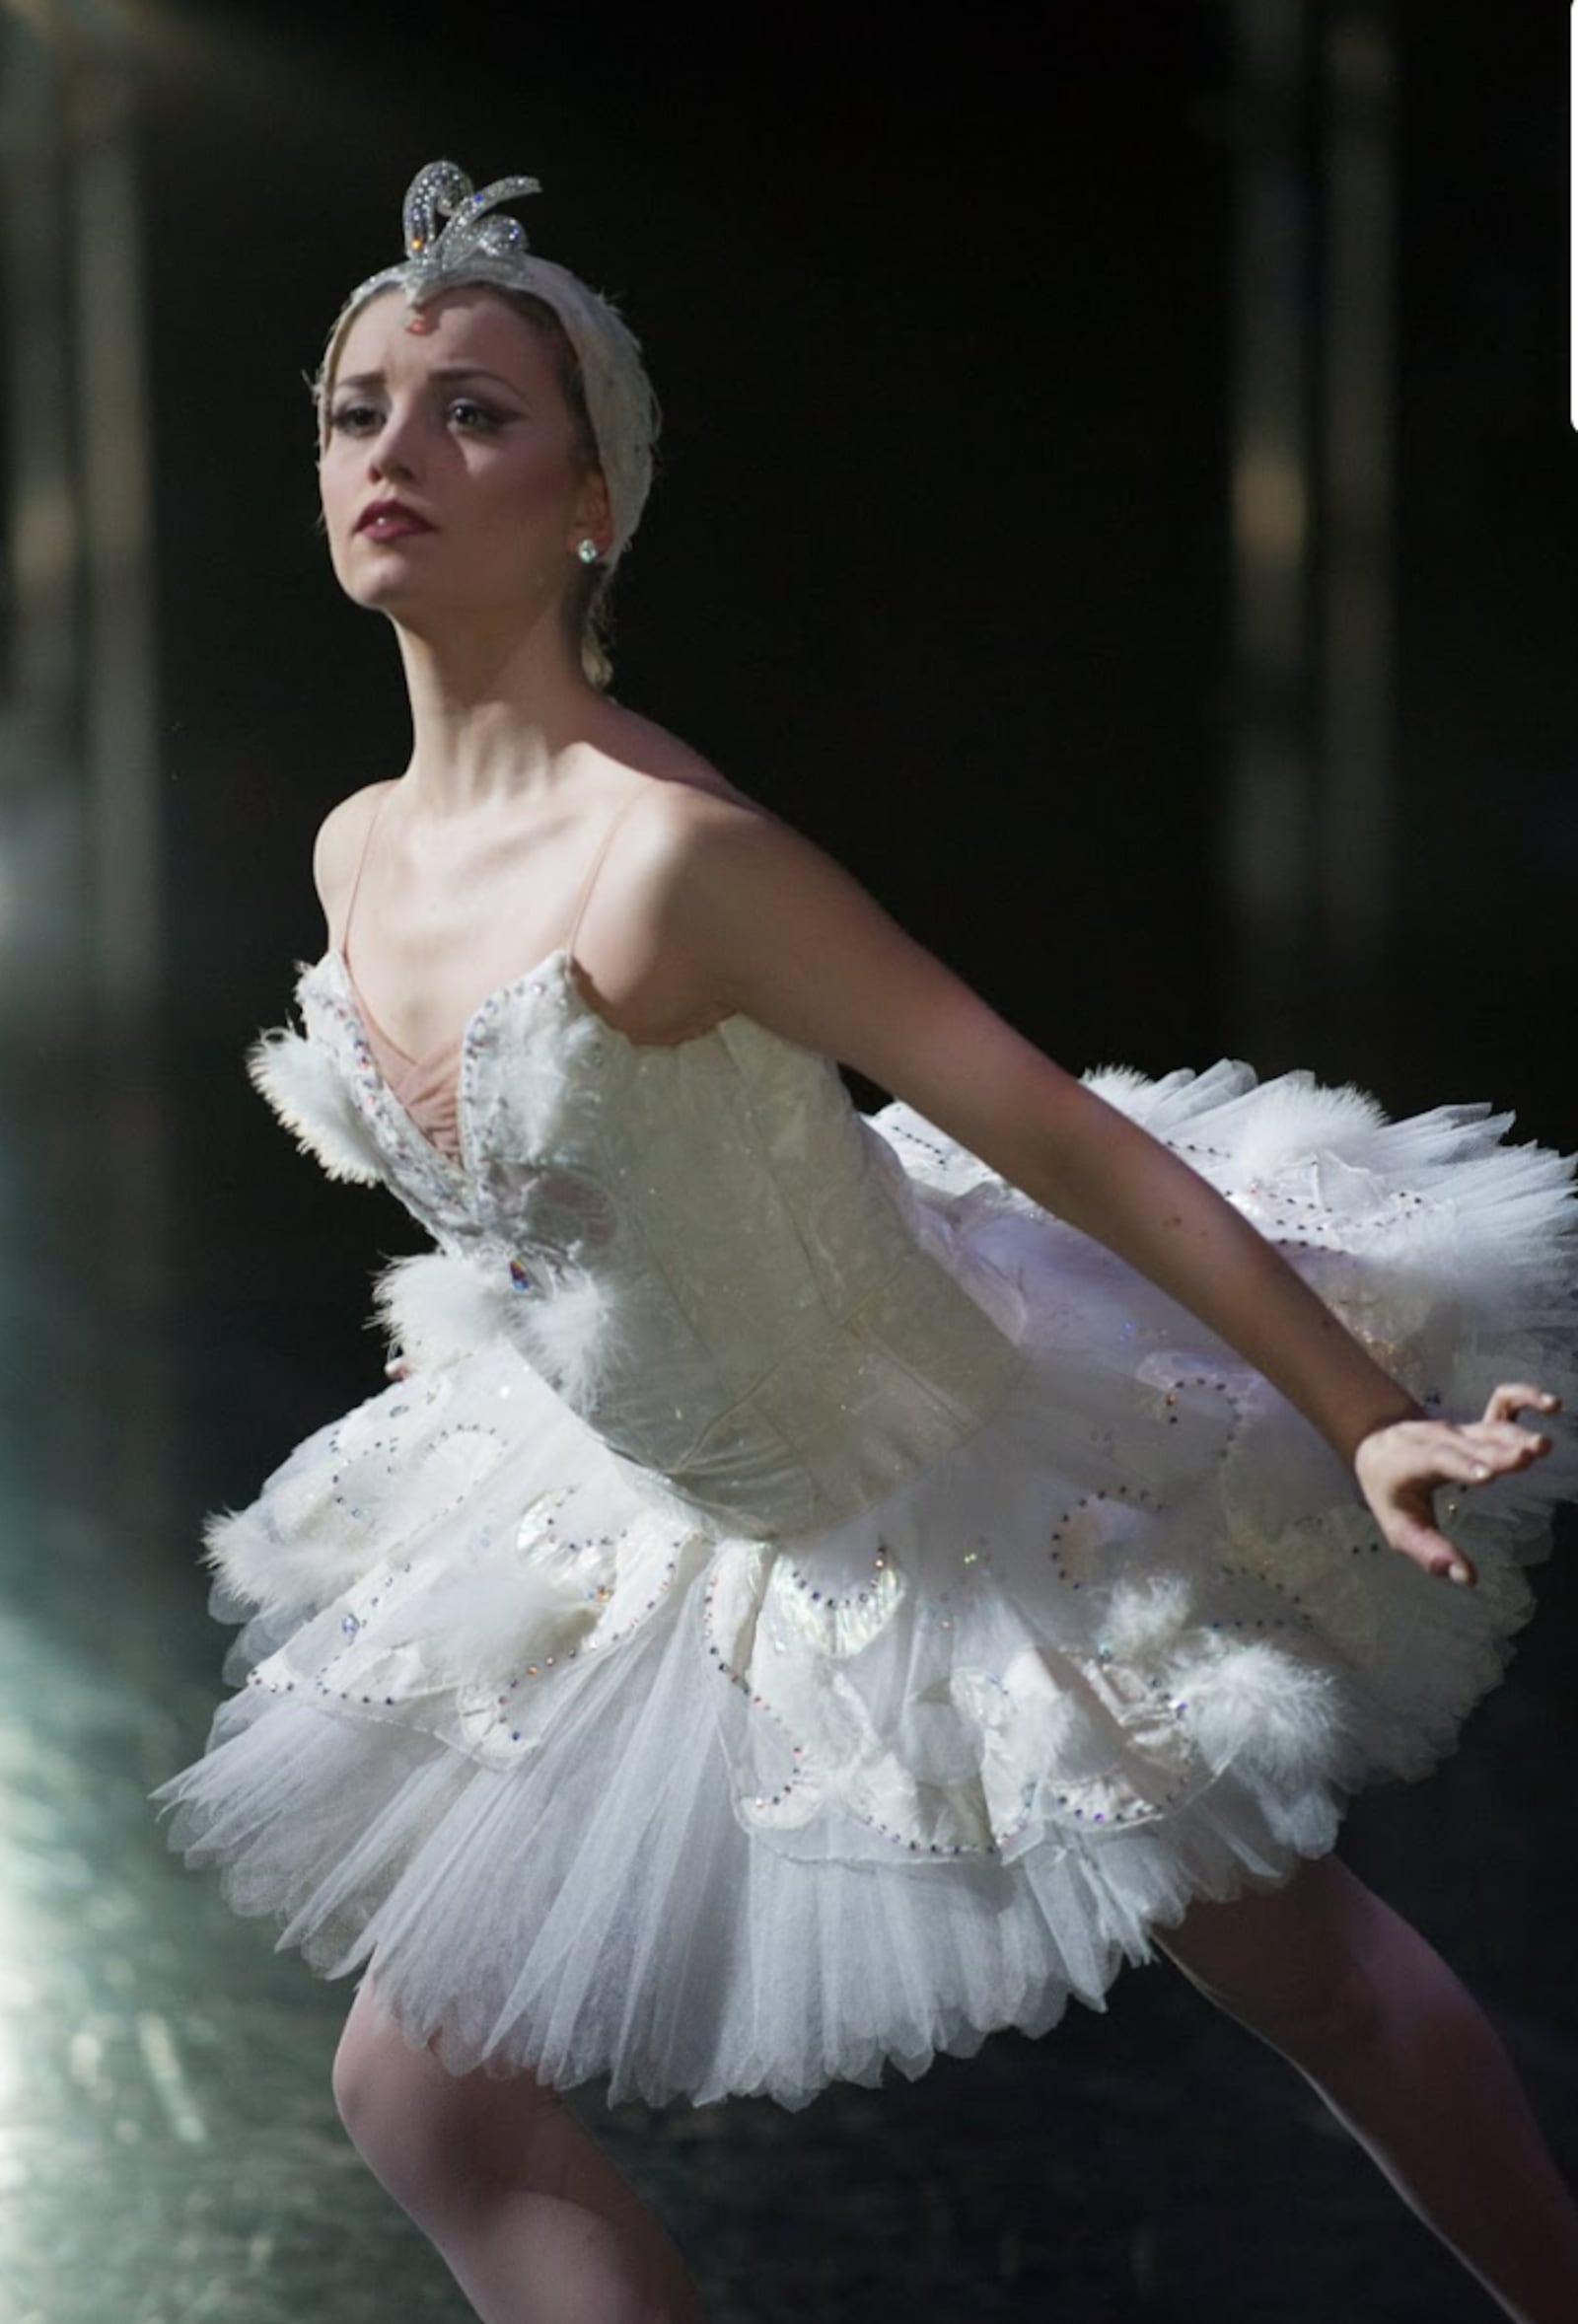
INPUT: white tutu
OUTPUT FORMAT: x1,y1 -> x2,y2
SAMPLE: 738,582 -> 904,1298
151,952 -> 1578,2109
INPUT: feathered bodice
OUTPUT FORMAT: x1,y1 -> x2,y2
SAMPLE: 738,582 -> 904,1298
250,946 -> 1025,1536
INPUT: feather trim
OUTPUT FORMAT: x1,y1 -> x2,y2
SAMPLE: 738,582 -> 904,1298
1223,1075 -> 1388,1180
372,1250 -> 626,1407
200,1501 -> 382,1621
509,1266 -> 627,1408
373,1252 -> 515,1368
247,1025 -> 384,1185
412,1555 -> 601,1690
1102,1572 -> 1196,1662
1169,1638 -> 1342,1787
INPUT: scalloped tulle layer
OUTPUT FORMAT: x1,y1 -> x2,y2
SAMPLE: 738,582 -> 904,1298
151,1057 -> 1578,2110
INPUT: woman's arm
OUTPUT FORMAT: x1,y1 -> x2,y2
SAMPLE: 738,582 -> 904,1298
651,790 -> 1556,1576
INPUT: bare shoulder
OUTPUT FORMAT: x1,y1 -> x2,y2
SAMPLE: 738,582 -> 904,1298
588,709 -> 780,879
630,769 -> 778,859
312,779 -> 396,929
590,707 -> 758,810
566,712 -> 802,1035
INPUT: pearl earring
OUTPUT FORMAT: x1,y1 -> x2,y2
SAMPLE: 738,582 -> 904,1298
576,538 -> 601,565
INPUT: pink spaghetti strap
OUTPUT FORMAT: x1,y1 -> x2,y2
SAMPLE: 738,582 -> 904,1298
341,783 -> 397,963
562,784 -> 647,965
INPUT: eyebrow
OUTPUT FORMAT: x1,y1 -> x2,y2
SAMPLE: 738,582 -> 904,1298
332,365 -> 530,398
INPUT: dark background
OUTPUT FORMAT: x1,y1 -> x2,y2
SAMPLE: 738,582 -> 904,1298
152,0 -> 1231,1077
143,2 -> 1574,1115
2,5 -> 1575,2320
141,0 -> 1578,1455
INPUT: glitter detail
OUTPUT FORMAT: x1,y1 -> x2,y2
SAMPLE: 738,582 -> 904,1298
227,941 -> 1577,1976
324,160 -> 660,575
771,1544 -> 903,1658
400,161 -> 543,266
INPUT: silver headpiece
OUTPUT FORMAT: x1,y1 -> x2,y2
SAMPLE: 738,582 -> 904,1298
317,160 -> 659,573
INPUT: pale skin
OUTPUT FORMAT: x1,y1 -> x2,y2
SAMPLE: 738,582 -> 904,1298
314,284 -> 1578,2323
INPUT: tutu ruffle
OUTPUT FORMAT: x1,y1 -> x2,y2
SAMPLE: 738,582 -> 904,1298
152,1052 -> 1578,2110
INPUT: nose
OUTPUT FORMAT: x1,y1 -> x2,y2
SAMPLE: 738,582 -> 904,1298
366,399 -> 423,480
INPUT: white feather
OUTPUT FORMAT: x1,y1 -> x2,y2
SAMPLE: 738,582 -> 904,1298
373,1248 -> 625,1410
201,1502 -> 382,1621
373,1252 -> 514,1367
1170,1638 -> 1341,1786
1102,1573 -> 1195,1662
248,1026 -> 384,1185
415,1554 -> 601,1689
510,1267 -> 626,1408
1080,1063 -> 1160,1109
1226,1075 -> 1389,1181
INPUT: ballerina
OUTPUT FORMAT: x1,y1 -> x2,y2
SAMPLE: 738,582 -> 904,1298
153,161 -> 1578,2323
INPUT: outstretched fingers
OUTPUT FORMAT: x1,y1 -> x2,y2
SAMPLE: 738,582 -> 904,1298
1352,1380 -> 1563,1590
1481,1380 -> 1561,1426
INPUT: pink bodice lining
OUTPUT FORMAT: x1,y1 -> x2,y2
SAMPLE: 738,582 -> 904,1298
338,780 -> 735,1155
345,973 -> 465,1156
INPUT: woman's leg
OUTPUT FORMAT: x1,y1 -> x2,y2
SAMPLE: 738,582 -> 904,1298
1153,1850 -> 1578,2324
331,1971 -> 706,2324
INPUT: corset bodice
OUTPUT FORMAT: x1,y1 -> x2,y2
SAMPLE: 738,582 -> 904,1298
251,946 -> 1026,1533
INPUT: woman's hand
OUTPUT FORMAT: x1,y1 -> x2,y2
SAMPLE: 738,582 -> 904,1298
1352,1382 -> 1561,1586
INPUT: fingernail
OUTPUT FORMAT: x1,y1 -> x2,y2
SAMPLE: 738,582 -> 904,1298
1450,1562 -> 1470,1585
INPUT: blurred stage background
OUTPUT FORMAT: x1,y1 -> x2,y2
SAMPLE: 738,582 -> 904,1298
0,3 -> 1573,2319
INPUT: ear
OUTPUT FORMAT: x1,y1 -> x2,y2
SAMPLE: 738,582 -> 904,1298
569,468 -> 612,555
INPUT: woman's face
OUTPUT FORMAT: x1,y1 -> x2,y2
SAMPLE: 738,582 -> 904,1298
318,285 -> 607,634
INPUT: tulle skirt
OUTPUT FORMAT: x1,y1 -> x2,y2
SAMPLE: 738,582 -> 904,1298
151,1057 -> 1578,2109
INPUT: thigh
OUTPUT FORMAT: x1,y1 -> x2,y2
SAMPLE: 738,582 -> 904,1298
331,1972 -> 687,2271
333,1969 -> 428,2108
332,1971 -> 567,2192
1151,1850 -> 1390,2046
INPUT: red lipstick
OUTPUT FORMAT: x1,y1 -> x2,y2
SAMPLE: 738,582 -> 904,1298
356,497 -> 434,539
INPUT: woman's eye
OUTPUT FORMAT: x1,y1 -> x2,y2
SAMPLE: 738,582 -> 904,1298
324,397 -> 507,438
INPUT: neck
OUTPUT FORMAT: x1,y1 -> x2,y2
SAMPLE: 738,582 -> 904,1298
390,606 -> 608,816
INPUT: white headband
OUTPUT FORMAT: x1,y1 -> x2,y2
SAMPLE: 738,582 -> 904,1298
318,160 -> 660,573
